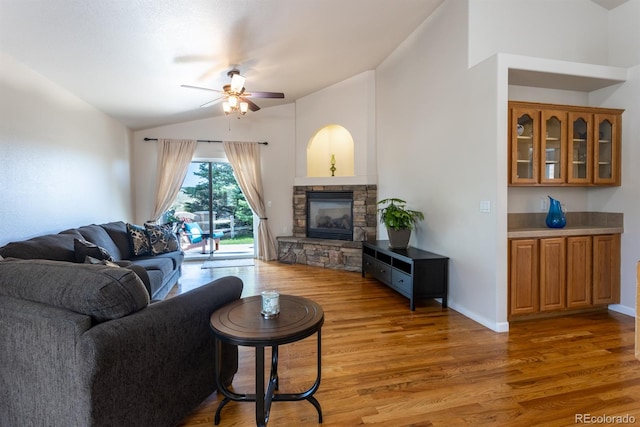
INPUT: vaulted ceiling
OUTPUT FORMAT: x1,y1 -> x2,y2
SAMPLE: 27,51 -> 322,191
0,0 -> 443,130
0,0 -> 628,130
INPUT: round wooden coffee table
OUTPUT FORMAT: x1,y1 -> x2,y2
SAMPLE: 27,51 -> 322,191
210,294 -> 324,426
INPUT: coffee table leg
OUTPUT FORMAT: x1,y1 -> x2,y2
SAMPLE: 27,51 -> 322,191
256,346 -> 266,426
270,329 -> 323,422
213,338 -> 234,425
256,345 -> 280,427
214,333 -> 322,425
271,345 -> 279,390
214,340 -> 252,425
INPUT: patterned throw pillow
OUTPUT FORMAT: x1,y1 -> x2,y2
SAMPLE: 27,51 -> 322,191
145,223 -> 179,255
74,238 -> 115,263
126,223 -> 151,256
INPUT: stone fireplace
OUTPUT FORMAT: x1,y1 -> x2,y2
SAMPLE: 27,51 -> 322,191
277,184 -> 377,271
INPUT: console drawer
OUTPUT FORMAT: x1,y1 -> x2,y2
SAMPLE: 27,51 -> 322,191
371,259 -> 391,283
363,254 -> 376,275
391,270 -> 412,294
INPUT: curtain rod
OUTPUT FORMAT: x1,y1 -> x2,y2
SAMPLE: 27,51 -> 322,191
143,138 -> 268,145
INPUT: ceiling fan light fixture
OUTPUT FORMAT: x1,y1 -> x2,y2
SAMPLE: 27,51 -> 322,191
230,74 -> 245,93
182,68 -> 283,117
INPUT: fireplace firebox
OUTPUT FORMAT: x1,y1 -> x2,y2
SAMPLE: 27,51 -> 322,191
306,191 -> 353,240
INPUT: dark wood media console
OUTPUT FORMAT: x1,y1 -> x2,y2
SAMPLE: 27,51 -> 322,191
362,240 -> 449,310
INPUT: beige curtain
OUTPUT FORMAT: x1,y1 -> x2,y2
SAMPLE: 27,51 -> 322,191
150,139 -> 198,222
223,141 -> 277,261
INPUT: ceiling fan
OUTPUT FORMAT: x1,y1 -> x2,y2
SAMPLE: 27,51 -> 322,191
181,69 -> 284,115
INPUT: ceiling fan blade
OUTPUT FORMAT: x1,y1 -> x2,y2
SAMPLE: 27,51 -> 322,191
200,96 -> 224,108
181,84 -> 223,93
244,91 -> 285,99
240,97 -> 260,112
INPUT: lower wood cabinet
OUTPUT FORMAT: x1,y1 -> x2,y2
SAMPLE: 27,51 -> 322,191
508,234 -> 619,319
540,237 -> 566,312
566,236 -> 592,308
593,234 -> 621,305
509,239 -> 539,315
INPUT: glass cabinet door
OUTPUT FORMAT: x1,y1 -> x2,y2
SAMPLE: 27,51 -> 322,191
594,114 -> 618,185
511,108 -> 539,184
567,112 -> 592,184
540,110 -> 566,184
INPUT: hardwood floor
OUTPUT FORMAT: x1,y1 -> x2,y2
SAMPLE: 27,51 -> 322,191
173,260 -> 640,427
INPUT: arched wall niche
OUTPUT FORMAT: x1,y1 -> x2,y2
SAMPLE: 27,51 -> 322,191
306,124 -> 355,177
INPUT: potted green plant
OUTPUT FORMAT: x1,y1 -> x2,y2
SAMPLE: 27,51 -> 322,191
377,198 -> 424,249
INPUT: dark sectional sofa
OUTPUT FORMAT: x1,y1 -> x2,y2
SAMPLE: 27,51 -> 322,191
0,222 -> 245,426
0,221 -> 182,300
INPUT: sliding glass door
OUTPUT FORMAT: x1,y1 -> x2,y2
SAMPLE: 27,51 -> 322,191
166,161 -> 253,257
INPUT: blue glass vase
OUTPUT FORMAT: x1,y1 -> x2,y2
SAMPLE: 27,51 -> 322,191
545,196 -> 566,228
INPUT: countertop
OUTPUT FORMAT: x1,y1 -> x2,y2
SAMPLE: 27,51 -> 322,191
508,212 -> 623,239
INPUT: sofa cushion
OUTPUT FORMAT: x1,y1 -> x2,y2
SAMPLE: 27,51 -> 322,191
130,256 -> 174,277
145,223 -> 179,255
76,224 -> 123,261
100,221 -> 132,260
144,269 -> 165,298
126,223 -> 151,257
74,238 -> 115,263
0,230 -> 83,262
0,258 -> 149,323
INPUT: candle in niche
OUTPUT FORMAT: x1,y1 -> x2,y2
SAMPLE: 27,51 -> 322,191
261,290 -> 280,318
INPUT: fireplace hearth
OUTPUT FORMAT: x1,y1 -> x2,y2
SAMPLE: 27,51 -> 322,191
277,185 -> 377,272
306,191 -> 353,241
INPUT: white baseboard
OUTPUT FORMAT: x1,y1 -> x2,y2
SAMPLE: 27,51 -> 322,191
446,301 -> 509,333
608,303 -> 636,318
437,302 -> 635,334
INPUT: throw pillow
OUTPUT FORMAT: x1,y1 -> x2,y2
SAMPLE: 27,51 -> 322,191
144,223 -> 179,255
183,221 -> 204,244
74,238 -> 115,263
126,223 -> 151,256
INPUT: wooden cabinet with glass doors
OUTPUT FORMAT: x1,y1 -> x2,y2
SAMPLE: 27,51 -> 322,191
509,101 -> 623,186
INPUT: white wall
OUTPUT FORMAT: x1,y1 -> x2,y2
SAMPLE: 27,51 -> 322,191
468,0 -> 610,68
608,0 -> 640,67
131,103 -> 296,240
0,52 -> 132,245
295,71 -> 377,185
377,1 -> 509,330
